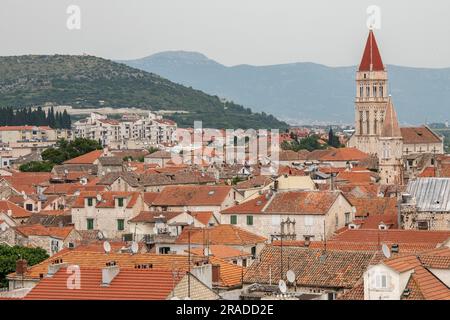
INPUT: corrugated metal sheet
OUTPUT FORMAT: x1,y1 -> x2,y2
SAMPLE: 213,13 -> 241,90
406,178 -> 450,212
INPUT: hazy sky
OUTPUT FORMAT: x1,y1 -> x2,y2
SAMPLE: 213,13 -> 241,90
1,0 -> 450,67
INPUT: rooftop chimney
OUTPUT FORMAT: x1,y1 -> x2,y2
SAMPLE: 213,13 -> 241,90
16,259 -> 28,276
102,262 -> 120,286
47,259 -> 67,277
211,264 -> 220,284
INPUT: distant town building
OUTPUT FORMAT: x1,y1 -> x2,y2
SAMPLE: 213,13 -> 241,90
73,112 -> 177,149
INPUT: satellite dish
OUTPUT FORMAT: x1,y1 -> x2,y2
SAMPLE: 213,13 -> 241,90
382,243 -> 391,259
278,279 -> 287,294
97,231 -> 104,240
131,241 -> 139,254
103,241 -> 111,253
286,270 -> 296,283
96,194 -> 102,202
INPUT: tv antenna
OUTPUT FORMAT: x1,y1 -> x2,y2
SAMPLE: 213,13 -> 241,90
278,279 -> 287,294
382,243 -> 391,259
286,270 -> 296,283
103,241 -> 111,254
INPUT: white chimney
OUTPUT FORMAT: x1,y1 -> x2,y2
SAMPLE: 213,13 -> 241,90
102,263 -> 120,286
47,259 -> 67,277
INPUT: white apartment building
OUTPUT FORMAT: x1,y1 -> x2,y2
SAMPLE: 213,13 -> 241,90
73,112 -> 177,149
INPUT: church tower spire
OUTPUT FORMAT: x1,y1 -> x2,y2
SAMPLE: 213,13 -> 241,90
348,30 -> 389,155
378,97 -> 404,185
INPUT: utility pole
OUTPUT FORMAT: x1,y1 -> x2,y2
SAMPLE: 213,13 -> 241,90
188,229 -> 191,298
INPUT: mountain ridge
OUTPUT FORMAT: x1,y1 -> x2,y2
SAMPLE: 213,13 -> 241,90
119,51 -> 450,125
0,54 -> 287,129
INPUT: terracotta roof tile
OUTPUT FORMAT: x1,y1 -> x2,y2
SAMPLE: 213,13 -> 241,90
221,194 -> 269,215
401,127 -> 442,144
264,190 -> 341,215
319,147 -> 369,162
72,191 -> 140,209
244,245 -> 376,289
0,200 -> 32,218
175,225 -> 266,246
153,185 -> 233,206
331,229 -> 450,245
63,150 -> 103,165
14,224 -> 74,239
24,267 -> 181,300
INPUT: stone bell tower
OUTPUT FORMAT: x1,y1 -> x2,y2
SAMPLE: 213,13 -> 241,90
348,30 -> 389,155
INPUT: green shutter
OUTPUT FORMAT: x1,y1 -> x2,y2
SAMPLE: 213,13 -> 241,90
230,215 -> 237,225
87,218 -> 94,230
118,198 -> 124,207
87,198 -> 93,206
247,215 -> 253,225
117,219 -> 125,231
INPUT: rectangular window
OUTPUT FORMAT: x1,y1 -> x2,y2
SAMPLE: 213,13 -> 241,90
117,198 -> 124,207
246,215 -> 253,226
345,213 -> 350,225
117,219 -> 125,231
87,198 -> 93,207
87,218 -> 94,230
26,203 -> 33,211
251,246 -> 256,258
417,221 -> 429,230
230,215 -> 237,225
375,274 -> 388,289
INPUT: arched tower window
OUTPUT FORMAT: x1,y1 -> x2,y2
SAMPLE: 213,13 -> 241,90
374,111 -> 378,134
366,111 -> 370,134
359,111 -> 364,135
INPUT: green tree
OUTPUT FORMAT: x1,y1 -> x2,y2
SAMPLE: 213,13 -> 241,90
41,138 -> 102,165
327,127 -> 342,148
0,245 -> 49,287
19,161 -> 54,172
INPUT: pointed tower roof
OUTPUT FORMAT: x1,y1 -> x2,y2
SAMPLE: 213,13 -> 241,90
381,97 -> 402,138
359,30 -> 385,72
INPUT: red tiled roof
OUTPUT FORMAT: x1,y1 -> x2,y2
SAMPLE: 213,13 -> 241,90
24,267 -> 180,300
129,211 -> 183,223
175,225 -> 266,245
152,185 -> 233,206
63,150 -> 103,165
419,167 -> 436,178
0,126 -> 52,131
143,192 -> 159,206
72,191 -> 140,209
0,200 -> 32,218
331,229 -> 450,245
190,211 -> 214,225
400,127 -> 442,144
337,171 -> 374,184
272,240 -> 436,254
319,148 -> 369,162
244,245 -> 376,289
359,30 -> 384,71
346,196 -> 397,218
221,194 -> 269,215
14,224 -> 74,239
189,245 -> 252,260
264,191 -> 341,215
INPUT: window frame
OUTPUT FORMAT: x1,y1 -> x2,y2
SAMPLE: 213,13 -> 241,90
86,218 -> 94,230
